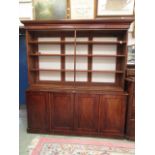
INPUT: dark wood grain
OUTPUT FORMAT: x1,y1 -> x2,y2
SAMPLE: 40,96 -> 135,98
100,95 -> 126,137
74,94 -> 99,133
125,78 -> 135,140
26,91 -> 50,133
51,93 -> 74,131
23,18 -> 134,138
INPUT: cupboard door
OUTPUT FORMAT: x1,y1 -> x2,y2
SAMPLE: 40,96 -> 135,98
75,94 -> 99,133
51,93 -> 74,131
100,95 -> 126,136
26,92 -> 49,132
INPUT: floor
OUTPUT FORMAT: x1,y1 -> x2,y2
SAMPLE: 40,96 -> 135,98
19,105 -> 135,155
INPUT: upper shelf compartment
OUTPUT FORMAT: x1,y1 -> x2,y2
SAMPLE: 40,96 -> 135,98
27,29 -> 127,45
21,18 -> 134,87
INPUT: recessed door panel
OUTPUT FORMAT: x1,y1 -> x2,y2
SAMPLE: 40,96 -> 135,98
26,92 -> 49,132
51,93 -> 74,131
100,95 -> 126,134
75,94 -> 99,132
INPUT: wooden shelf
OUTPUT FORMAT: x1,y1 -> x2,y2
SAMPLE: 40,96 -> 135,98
30,68 -> 123,73
29,41 -> 71,44
21,19 -> 134,138
30,53 -> 66,56
30,53 -> 125,57
29,84 -> 124,92
76,41 -> 126,44
30,68 -> 63,72
90,70 -> 123,73
28,41 -> 126,44
24,20 -> 131,88
91,54 -> 125,57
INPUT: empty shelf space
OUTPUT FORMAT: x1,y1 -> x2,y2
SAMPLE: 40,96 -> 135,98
28,41 -> 126,44
29,53 -> 125,57
30,68 -> 123,73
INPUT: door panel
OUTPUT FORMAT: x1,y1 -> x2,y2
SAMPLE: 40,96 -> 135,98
51,93 -> 74,131
75,94 -> 99,132
100,95 -> 126,134
26,92 -> 49,132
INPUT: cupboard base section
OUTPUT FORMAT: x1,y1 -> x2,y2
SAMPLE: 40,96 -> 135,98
26,90 -> 127,138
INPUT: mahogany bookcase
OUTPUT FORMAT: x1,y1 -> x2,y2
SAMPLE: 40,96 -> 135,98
21,17 -> 133,138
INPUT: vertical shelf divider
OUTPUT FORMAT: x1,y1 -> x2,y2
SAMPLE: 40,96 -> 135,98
74,29 -> 77,87
115,36 -> 119,86
35,38 -> 39,83
26,31 -> 31,84
123,31 -> 129,87
88,32 -> 93,83
61,33 -> 65,82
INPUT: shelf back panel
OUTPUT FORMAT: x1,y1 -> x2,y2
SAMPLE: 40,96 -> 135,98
92,57 -> 116,71
38,44 -> 61,54
39,56 -> 61,69
65,44 -> 74,54
92,45 -> 117,55
65,72 -> 74,82
76,72 -> 88,82
92,73 -> 115,83
39,71 -> 61,81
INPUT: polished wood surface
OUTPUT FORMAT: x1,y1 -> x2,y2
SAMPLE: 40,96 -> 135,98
74,94 -> 99,133
26,92 -> 50,133
21,18 -> 134,138
100,95 -> 126,137
26,90 -> 127,137
21,17 -> 134,23
125,64 -> 135,140
125,77 -> 135,140
51,93 -> 74,131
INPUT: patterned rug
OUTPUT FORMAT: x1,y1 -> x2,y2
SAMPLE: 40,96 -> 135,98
28,137 -> 135,155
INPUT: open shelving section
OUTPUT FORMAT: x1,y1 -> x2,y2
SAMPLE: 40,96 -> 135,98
22,18 -> 134,138
26,27 -> 128,87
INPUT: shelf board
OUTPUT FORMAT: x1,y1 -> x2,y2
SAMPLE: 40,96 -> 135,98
89,70 -> 123,73
31,68 -> 63,72
30,68 -> 123,73
77,41 -> 126,44
29,84 -> 125,92
29,41 -> 69,44
30,68 -> 60,72
30,53 -> 65,56
90,54 -> 125,57
28,41 -> 126,44
29,53 -> 125,57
